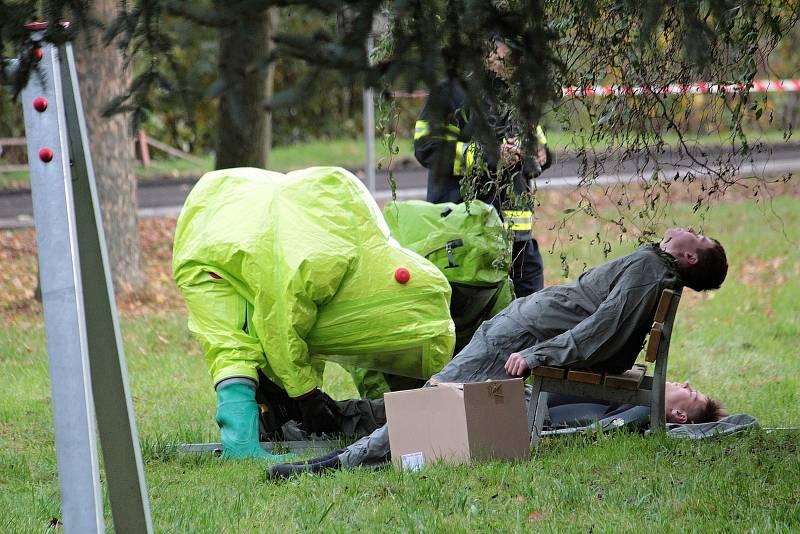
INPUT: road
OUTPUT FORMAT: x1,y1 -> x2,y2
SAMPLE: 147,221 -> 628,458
1,143 -> 797,229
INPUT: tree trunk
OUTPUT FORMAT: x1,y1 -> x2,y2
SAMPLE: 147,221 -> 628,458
216,8 -> 271,169
73,0 -> 145,293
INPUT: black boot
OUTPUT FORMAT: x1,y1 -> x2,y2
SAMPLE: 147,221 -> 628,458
284,448 -> 345,466
268,453 -> 342,479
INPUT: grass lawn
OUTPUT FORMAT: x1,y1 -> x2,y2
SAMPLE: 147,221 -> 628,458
0,188 -> 798,532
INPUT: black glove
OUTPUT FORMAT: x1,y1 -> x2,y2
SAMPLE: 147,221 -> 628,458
295,388 -> 341,435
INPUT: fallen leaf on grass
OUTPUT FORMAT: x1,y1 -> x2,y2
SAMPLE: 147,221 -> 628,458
740,256 -> 788,287
528,511 -> 544,522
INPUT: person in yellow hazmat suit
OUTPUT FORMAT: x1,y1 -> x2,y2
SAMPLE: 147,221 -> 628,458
173,166 -> 455,460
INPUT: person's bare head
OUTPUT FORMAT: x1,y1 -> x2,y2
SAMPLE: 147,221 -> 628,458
665,381 -> 728,424
660,227 -> 728,291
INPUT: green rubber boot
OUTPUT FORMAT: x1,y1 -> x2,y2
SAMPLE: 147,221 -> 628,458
215,380 -> 296,461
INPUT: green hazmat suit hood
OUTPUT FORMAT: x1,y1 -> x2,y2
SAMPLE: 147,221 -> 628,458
173,167 -> 455,396
383,199 -> 511,286
383,199 -> 514,351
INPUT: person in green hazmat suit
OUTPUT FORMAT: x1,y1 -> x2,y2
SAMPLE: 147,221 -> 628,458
173,166 -> 455,460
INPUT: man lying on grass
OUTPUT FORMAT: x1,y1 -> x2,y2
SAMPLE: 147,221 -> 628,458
547,383 -> 728,429
268,227 -> 729,478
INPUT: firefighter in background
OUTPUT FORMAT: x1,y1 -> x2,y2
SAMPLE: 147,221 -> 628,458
414,38 -> 552,297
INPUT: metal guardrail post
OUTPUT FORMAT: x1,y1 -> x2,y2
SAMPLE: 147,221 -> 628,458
16,24 -> 152,533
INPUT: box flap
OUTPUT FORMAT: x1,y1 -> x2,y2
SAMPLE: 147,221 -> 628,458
463,379 -> 529,460
430,380 -> 464,392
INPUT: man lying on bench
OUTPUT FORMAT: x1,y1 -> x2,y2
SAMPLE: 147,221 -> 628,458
268,227 -> 729,478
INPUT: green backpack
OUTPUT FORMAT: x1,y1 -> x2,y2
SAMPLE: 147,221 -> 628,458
383,199 -> 514,351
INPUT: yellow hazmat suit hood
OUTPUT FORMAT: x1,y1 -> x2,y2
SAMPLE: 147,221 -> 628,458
173,167 -> 455,396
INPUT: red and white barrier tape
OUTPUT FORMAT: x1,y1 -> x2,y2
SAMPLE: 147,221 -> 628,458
392,80 -> 800,99
562,79 -> 800,96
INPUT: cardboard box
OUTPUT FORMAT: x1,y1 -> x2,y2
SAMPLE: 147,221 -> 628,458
384,378 -> 529,470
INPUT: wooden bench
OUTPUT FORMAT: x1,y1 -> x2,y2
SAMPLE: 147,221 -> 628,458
527,287 -> 682,444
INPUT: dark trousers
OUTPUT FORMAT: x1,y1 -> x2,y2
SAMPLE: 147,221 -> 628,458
511,238 -> 544,298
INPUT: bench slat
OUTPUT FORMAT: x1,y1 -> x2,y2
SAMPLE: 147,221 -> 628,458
605,364 -> 646,390
653,289 -> 675,323
566,370 -> 604,384
645,323 -> 663,363
531,366 -> 566,379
